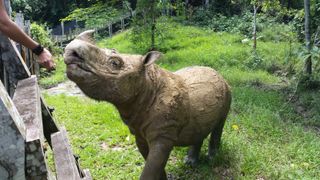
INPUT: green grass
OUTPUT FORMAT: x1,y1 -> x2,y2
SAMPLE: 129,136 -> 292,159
44,87 -> 320,179
98,23 -> 301,72
44,22 -> 320,179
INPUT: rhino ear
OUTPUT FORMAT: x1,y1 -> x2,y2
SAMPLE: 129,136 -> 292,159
143,51 -> 162,66
76,30 -> 96,45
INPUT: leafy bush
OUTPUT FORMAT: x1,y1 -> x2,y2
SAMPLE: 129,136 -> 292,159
260,23 -> 297,42
30,22 -> 61,55
129,17 -> 176,53
190,9 -> 269,36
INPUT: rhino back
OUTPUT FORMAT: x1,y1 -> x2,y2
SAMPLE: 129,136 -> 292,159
174,66 -> 231,144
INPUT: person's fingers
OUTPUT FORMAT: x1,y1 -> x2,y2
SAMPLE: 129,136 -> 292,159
48,61 -> 55,69
44,61 -> 50,70
37,49 -> 55,71
46,59 -> 56,71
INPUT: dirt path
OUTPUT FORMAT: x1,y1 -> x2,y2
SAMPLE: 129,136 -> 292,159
42,80 -> 84,96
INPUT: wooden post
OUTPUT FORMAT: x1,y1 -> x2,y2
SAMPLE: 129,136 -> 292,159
15,12 -> 25,30
0,80 -> 26,179
61,21 -> 65,36
109,24 -> 113,38
4,0 -> 11,16
24,20 -> 34,75
52,128 -> 92,180
121,18 -> 125,31
15,13 -> 30,69
61,21 -> 65,47
0,33 -> 31,96
205,0 -> 210,8
69,29 -> 72,41
13,76 -> 53,179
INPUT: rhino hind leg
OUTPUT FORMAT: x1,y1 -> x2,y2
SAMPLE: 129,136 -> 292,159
184,140 -> 204,167
208,120 -> 226,159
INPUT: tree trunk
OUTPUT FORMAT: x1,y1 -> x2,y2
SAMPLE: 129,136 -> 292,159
205,0 -> 209,8
151,18 -> 156,50
304,0 -> 312,75
185,0 -> 189,20
253,4 -> 257,51
287,0 -> 292,9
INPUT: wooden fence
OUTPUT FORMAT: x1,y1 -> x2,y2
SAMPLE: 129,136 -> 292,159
0,0 -> 91,179
53,12 -> 134,47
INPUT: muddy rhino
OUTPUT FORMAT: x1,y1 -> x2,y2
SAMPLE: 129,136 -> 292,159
64,30 -> 231,180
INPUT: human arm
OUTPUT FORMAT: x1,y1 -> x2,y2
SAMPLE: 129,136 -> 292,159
0,0 -> 55,70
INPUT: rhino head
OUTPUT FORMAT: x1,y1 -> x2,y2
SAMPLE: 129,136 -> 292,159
63,30 -> 162,104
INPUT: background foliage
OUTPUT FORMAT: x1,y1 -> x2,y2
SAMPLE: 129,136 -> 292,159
61,2 -> 124,28
30,22 -> 61,54
12,0 -> 320,179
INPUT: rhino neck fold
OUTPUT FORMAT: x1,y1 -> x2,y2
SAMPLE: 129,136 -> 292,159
115,65 -> 165,127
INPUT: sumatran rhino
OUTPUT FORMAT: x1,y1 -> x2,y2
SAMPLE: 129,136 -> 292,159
63,30 -> 232,180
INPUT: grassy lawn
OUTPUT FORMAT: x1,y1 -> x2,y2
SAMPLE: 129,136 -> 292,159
44,23 -> 320,179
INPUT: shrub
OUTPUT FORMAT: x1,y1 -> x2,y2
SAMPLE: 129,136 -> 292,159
30,23 -> 61,55
190,8 -> 290,38
260,23 -> 297,42
129,17 -> 176,53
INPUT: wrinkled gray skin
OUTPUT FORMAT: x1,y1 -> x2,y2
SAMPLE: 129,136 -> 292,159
64,30 -> 232,180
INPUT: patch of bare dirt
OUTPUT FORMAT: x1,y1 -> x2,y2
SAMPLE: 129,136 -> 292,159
42,80 -> 84,96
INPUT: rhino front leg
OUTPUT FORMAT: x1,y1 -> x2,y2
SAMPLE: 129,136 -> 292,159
140,140 -> 173,180
136,137 -> 149,160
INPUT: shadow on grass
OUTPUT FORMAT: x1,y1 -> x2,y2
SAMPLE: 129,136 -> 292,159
168,142 -> 241,180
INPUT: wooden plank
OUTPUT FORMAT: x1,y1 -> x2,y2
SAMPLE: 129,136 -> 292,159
14,13 -> 25,31
12,76 -> 51,179
13,76 -> 42,141
109,24 -> 112,37
0,80 -> 25,179
52,128 -> 81,180
82,169 -> 92,180
4,0 -> 11,16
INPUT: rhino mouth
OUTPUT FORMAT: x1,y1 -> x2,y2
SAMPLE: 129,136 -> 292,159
65,51 -> 92,73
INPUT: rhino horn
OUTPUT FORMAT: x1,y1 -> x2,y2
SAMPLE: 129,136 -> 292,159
76,30 -> 96,45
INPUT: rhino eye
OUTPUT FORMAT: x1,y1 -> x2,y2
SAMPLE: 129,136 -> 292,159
108,57 -> 123,69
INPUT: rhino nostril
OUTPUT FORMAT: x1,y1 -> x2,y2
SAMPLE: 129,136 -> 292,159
71,51 -> 84,61
72,51 -> 80,58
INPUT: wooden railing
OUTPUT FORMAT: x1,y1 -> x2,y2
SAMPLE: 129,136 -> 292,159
0,0 -> 92,179
53,12 -> 134,47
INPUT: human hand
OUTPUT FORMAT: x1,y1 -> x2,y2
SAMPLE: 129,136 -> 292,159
38,48 -> 56,71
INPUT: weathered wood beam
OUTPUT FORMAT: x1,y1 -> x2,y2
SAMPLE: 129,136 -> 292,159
12,76 -> 52,179
0,31 -> 59,145
82,169 -> 92,180
52,128 -> 82,180
0,80 -> 25,179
